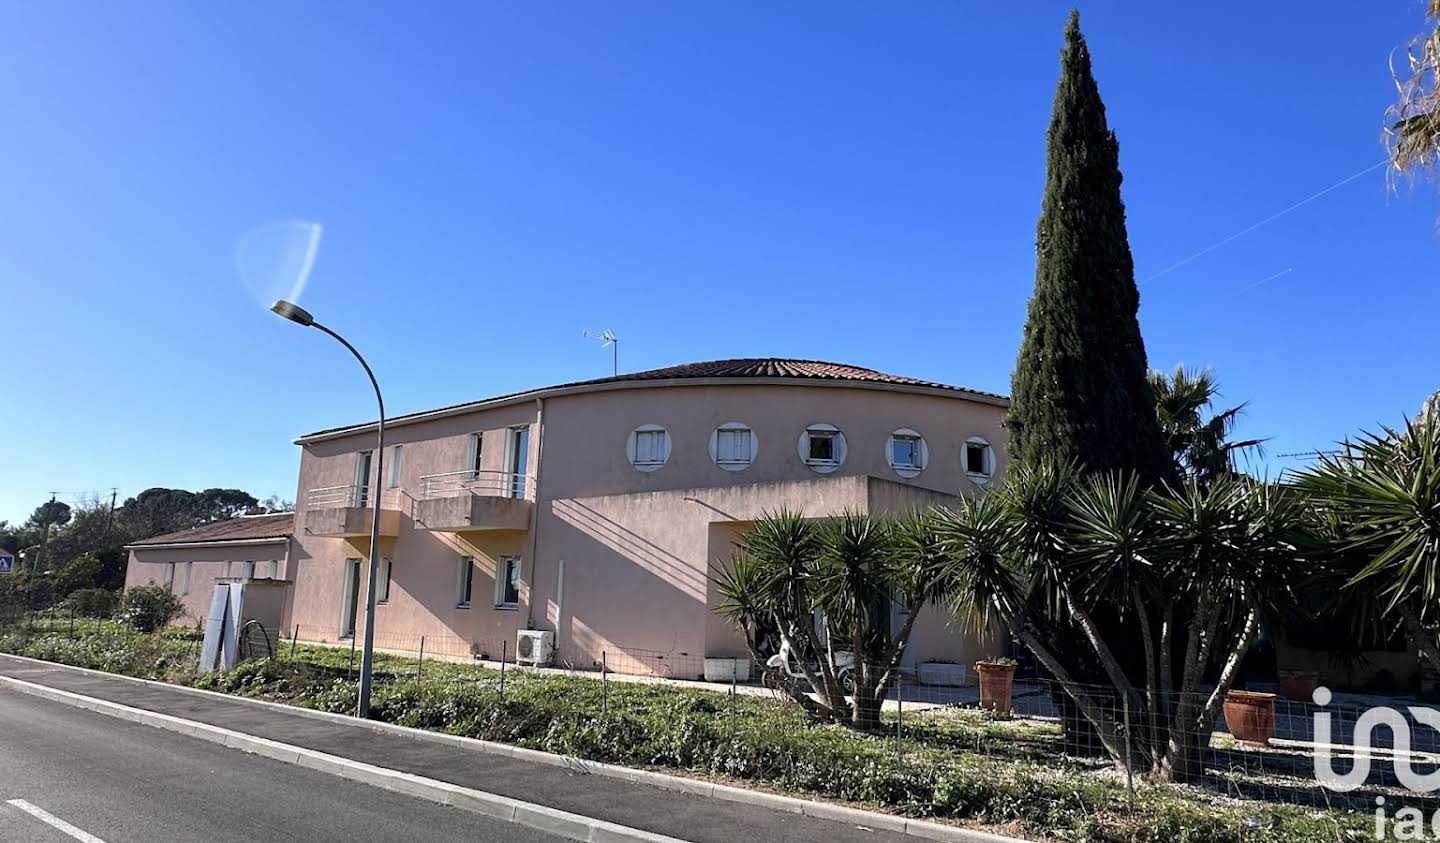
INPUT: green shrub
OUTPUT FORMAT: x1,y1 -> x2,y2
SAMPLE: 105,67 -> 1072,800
65,588 -> 120,619
117,585 -> 184,633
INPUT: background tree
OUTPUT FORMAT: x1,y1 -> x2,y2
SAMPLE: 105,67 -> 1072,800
1149,365 -> 1265,486
1008,10 -> 1171,486
1387,1 -> 1440,185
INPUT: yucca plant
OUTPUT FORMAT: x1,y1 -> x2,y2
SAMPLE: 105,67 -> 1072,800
1296,418 -> 1440,674
935,463 -> 1312,780
714,509 -> 947,730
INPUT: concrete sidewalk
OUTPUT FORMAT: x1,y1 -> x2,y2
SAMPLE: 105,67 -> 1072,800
0,654 -> 1017,843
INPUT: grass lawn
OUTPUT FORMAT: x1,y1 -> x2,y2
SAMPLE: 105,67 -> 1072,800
0,621 -> 1384,843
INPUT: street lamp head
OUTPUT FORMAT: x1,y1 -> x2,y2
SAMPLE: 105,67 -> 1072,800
270,299 -> 315,327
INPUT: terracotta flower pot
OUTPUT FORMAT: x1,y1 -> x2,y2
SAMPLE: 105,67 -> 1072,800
1223,690 -> 1276,745
1277,670 -> 1319,702
975,661 -> 1017,713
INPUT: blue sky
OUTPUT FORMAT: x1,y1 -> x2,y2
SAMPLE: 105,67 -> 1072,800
2,2 -> 1437,522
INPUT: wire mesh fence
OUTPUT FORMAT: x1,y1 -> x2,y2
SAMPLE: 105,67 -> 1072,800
4,606 -> 1439,826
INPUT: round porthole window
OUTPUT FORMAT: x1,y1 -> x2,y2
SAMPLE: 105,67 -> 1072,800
626,425 -> 671,472
798,423 -> 847,474
709,422 -> 758,472
964,436 -> 994,483
887,428 -> 928,479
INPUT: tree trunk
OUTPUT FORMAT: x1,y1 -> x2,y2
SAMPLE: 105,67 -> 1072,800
1400,601 -> 1440,676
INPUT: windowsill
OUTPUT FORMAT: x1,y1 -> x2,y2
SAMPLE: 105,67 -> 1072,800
494,604 -> 519,611
967,472 -> 993,483
456,603 -> 471,610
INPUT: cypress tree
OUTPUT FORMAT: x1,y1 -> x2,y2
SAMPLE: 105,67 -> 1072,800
1009,10 -> 1171,484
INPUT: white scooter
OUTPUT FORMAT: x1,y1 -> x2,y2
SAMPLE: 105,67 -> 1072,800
762,639 -> 856,695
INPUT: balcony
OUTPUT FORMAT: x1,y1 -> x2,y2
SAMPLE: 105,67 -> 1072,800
302,484 -> 402,538
413,470 -> 533,532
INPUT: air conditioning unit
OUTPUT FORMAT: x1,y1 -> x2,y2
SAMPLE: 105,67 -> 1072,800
515,629 -> 555,667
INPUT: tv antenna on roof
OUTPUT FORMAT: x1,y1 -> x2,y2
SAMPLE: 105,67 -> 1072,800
582,329 -> 619,376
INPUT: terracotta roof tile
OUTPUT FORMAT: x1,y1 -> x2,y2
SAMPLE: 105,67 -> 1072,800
128,512 -> 294,547
301,357 -> 1007,440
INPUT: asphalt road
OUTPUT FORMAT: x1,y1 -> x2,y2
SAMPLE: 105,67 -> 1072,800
0,687 -> 562,843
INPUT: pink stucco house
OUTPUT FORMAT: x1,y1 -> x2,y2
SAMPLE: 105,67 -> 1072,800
126,358 -> 1010,677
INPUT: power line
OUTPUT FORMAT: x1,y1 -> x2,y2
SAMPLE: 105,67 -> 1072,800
1141,160 -> 1387,286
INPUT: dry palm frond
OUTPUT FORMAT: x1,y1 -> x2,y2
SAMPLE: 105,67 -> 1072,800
1387,1 -> 1440,184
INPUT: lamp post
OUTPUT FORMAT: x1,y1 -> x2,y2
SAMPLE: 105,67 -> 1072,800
270,299 -> 385,719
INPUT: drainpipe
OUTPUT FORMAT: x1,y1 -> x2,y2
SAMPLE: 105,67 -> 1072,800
524,397 -> 546,628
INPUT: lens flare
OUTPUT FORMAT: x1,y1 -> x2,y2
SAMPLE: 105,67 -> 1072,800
235,220 -> 324,308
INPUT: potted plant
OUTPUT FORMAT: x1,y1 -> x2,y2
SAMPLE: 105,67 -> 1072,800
975,657 -> 1018,713
1222,689 -> 1277,745
917,659 -> 968,687
1277,669 -> 1320,702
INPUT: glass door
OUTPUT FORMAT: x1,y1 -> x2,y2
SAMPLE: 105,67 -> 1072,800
508,427 -> 530,499
354,451 -> 373,507
340,559 -> 361,638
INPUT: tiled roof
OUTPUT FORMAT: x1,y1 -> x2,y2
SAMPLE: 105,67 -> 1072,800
300,357 -> 1008,440
128,512 -> 294,547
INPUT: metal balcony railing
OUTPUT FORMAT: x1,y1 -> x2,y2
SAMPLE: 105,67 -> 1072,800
305,484 -> 401,509
419,470 -> 532,501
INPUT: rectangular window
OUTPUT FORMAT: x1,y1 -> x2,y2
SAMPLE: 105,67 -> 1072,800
966,443 -> 990,476
222,560 -> 233,579
243,560 -> 256,580
456,556 -> 474,607
355,450 -> 374,506
808,431 -> 835,462
389,445 -> 403,489
263,560 -> 277,579
716,428 -> 752,464
377,557 -> 392,604
495,556 -> 522,608
162,562 -> 176,591
891,436 -> 919,468
634,430 -> 666,465
180,562 -> 192,595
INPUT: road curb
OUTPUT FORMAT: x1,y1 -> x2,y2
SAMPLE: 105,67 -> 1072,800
0,653 -> 1027,843
0,672 -> 683,843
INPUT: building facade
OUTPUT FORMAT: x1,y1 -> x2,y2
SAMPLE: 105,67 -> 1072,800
127,359 -> 1010,677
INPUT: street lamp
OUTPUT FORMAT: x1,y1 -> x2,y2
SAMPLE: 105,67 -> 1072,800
271,299 -> 385,719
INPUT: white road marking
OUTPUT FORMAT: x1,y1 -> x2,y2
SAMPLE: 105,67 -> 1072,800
5,800 -> 109,843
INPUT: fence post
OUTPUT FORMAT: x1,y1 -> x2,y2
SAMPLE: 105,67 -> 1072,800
1122,691 -> 1135,811
602,651 -> 609,719
417,636 -> 425,683
499,640 -> 507,695
290,625 -> 299,660
895,675 -> 903,763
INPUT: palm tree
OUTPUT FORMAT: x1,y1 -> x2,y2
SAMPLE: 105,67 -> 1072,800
1296,417 -> 1440,674
1148,365 -> 1265,485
